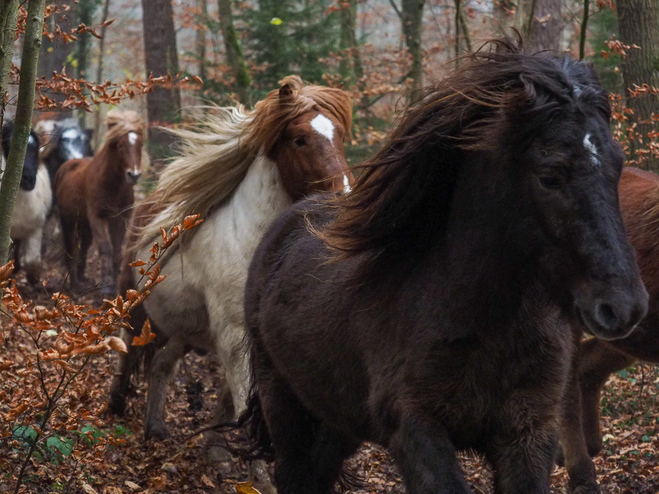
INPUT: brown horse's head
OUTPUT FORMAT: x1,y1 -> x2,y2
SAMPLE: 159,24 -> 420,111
104,109 -> 146,185
249,76 -> 354,200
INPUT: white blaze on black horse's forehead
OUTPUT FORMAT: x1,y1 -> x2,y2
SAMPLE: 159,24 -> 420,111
583,133 -> 601,168
27,134 -> 36,146
128,131 -> 138,145
62,128 -> 79,140
310,114 -> 334,142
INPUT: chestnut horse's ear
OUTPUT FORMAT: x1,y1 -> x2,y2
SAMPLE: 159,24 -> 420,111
279,83 -> 294,103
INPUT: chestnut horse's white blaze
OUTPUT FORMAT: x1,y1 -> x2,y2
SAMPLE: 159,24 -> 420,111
311,113 -> 335,141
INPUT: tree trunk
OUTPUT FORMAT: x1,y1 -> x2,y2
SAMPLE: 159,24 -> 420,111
525,0 -> 562,51
0,0 -> 46,263
38,0 -> 75,117
141,0 -> 182,166
455,0 -> 472,58
617,0 -> 659,171
217,0 -> 251,105
196,0 -> 208,83
401,0 -> 425,102
0,0 -> 19,132
93,0 -> 111,150
76,0 -> 97,128
339,0 -> 364,85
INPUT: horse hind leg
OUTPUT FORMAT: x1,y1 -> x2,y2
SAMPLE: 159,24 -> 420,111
75,226 -> 92,285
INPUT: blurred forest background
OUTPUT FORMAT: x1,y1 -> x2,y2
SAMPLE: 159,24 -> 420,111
3,0 -> 658,169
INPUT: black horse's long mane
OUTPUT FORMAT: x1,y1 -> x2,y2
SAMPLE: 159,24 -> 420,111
316,37 -> 610,265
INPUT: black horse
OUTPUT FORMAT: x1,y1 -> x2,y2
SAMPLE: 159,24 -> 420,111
42,118 -> 93,185
2,120 -> 40,191
240,39 -> 648,494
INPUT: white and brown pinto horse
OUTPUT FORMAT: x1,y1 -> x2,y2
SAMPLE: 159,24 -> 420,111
54,110 -> 146,297
1,121 -> 51,284
109,76 -> 352,481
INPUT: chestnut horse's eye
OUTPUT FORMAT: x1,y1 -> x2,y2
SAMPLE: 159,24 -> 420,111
538,175 -> 565,190
294,137 -> 307,147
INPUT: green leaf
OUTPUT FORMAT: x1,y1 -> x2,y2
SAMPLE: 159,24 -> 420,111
270,17 -> 283,25
46,436 -> 74,457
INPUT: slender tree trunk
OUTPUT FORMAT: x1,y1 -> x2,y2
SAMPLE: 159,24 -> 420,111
141,0 -> 182,166
0,0 -> 19,134
454,0 -> 472,58
38,0 -> 75,118
0,0 -> 46,263
617,0 -> 659,171
217,0 -> 251,105
339,0 -> 365,91
401,0 -> 425,101
76,0 -> 97,128
196,0 -> 208,83
579,0 -> 589,60
93,0 -> 111,150
526,0 -> 562,51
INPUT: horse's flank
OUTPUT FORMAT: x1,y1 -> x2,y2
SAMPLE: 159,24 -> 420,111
134,75 -> 353,253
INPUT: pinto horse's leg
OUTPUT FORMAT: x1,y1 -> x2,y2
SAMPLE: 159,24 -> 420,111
559,328 -> 600,494
144,336 -> 188,440
388,415 -> 471,494
579,338 -> 635,459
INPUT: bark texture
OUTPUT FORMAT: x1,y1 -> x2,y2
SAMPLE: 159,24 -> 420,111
0,0 -> 19,132
141,0 -> 181,165
524,0 -> 563,51
617,0 -> 659,170
339,0 -> 364,89
93,0 -> 112,149
196,0 -> 207,83
0,0 -> 46,262
217,0 -> 250,105
401,0 -> 425,102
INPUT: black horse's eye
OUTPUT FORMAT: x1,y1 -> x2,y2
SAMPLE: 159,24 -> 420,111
294,137 -> 306,147
538,175 -> 565,190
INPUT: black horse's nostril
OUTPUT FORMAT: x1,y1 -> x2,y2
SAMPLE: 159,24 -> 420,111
594,302 -> 618,331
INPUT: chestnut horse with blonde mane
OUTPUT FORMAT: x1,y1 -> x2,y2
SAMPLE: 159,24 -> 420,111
54,110 -> 146,297
108,76 -> 353,491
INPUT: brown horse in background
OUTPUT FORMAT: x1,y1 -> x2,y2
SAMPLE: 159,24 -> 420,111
54,110 -> 145,298
561,166 -> 659,493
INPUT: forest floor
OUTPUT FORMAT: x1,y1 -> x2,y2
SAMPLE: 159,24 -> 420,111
2,247 -> 659,494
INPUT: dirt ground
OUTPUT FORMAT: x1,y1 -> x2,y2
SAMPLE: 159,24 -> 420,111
2,246 -> 659,494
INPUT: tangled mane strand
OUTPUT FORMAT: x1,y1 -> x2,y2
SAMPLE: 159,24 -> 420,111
316,36 -> 607,263
134,76 -> 353,252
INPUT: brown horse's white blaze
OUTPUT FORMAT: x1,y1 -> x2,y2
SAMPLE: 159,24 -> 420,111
54,110 -> 146,297
108,76 -> 353,493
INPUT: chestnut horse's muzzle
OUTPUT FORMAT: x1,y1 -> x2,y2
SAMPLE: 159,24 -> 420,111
126,170 -> 142,185
574,280 -> 648,340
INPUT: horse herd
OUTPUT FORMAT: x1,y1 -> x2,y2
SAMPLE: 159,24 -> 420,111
4,40 -> 659,493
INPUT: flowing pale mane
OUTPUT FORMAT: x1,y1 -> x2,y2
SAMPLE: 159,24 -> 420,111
316,37 -> 609,264
134,75 -> 352,250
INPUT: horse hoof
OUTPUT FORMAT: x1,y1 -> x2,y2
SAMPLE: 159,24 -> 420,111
144,423 -> 171,441
570,482 -> 601,494
26,273 -> 40,285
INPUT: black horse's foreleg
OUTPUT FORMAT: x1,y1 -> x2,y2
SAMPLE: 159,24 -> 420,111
311,425 -> 360,493
388,415 -> 471,494
487,425 -> 556,494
